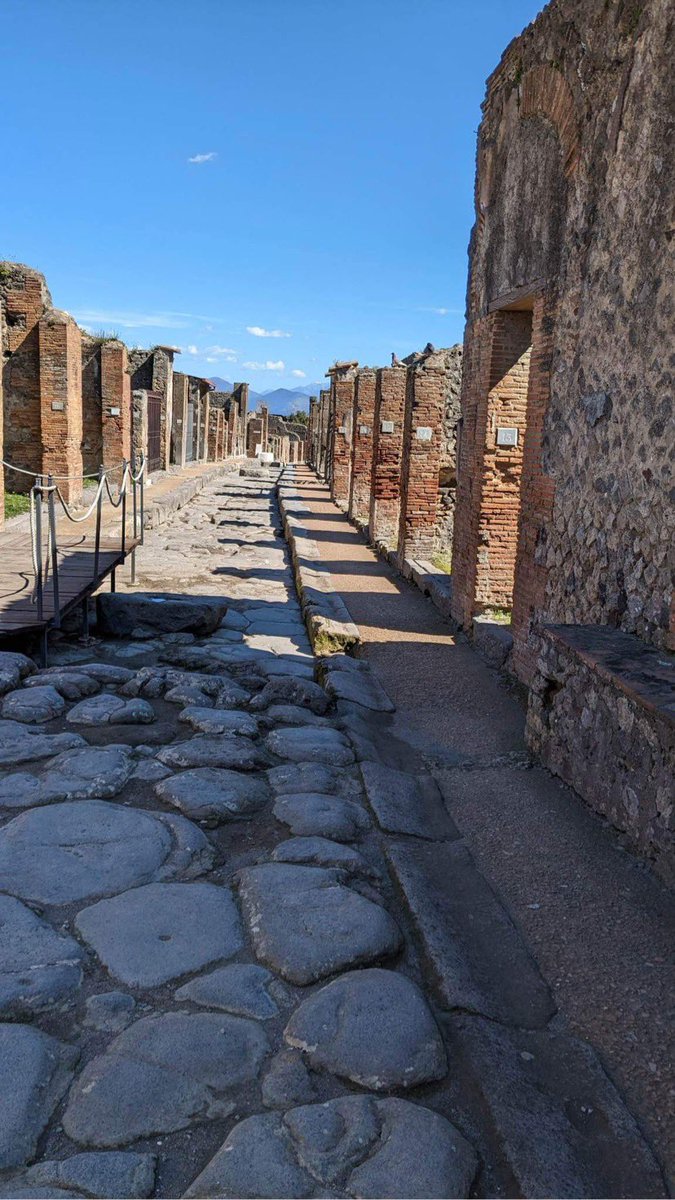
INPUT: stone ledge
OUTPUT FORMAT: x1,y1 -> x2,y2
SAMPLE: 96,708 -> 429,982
143,462 -> 237,530
472,617 -> 514,670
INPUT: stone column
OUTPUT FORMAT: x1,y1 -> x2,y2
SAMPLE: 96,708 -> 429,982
0,298 -> 4,530
327,361 -> 358,508
348,368 -> 376,525
171,372 -> 189,468
369,364 -> 407,549
132,390 -> 148,475
0,264 -> 51,490
151,348 -> 175,471
38,310 -> 83,504
397,347 -> 449,566
207,402 -> 220,462
201,393 -> 211,461
101,339 -> 131,470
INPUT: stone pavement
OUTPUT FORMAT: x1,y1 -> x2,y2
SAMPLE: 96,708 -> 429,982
0,465 -> 668,1198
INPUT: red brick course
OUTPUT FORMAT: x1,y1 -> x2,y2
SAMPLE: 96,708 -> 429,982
369,365 -> 407,548
348,369 -> 376,525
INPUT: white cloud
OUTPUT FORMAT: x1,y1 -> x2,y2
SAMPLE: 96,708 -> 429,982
72,309 -> 192,330
418,306 -> 463,317
243,360 -> 285,371
246,326 -> 291,339
291,369 -> 306,378
188,152 -> 217,164
185,344 -> 199,355
207,345 -> 237,358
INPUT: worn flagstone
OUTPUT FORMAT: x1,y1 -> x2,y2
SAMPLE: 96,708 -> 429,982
0,745 -> 134,809
273,793 -> 370,841
0,1024 -> 78,1169
156,766 -> 270,823
176,964 -> 282,1019
2,684 -> 66,723
0,895 -> 84,1018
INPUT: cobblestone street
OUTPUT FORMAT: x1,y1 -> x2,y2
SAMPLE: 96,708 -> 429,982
0,465 -> 668,1199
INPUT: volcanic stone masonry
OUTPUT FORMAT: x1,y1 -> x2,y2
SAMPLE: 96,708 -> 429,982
307,0 -> 674,880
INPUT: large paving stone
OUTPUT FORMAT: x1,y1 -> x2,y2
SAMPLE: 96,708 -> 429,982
75,882 -> 243,987
176,964 -> 281,1019
320,657 -> 395,713
156,767 -> 270,824
238,864 -> 401,985
0,719 -> 84,768
266,727 -> 354,766
25,670 -> 101,701
63,1012 -> 268,1147
0,1024 -> 78,1169
285,968 -> 447,1089
452,1013 -> 665,1199
268,761 -> 361,797
84,992 -> 137,1034
0,895 -> 84,1018
157,734 -> 269,771
385,839 -> 555,1028
16,1152 -> 156,1199
0,801 -> 213,905
2,685 -> 65,723
249,676 -> 330,715
0,651 -> 36,697
98,592 -> 228,637
178,706 -> 258,736
76,663 -> 135,685
262,704 -> 331,728
360,763 -> 459,840
272,837 -> 377,876
273,793 -> 370,841
185,1097 -> 476,1199
66,694 -> 155,726
262,1050 -> 316,1110
0,745 -> 134,809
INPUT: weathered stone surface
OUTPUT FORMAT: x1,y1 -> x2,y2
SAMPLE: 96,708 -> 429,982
273,793 -> 370,841
266,727 -> 354,766
320,658 -> 395,713
63,1013 -> 267,1147
131,758 -> 173,782
176,964 -> 280,1019
0,651 -> 36,697
156,767 -> 270,823
263,704 -> 331,728
66,694 -> 155,726
0,801 -> 212,905
238,864 -> 401,985
26,670 -> 100,701
178,706 -> 258,736
220,609 -> 249,631
184,1112 -> 315,1199
250,676 -> 330,714
272,836 -> 376,876
0,895 -> 84,1018
262,1050 -> 316,1110
24,1152 -> 156,1199
84,992 -> 137,1033
157,734 -> 268,771
0,1024 -> 78,1169
98,592 -> 228,637
0,746 -> 133,809
186,1097 -> 475,1199
360,762 -> 458,840
268,761 -> 361,797
0,720 -> 84,768
285,969 -> 446,1089
76,882 -> 243,986
385,839 -> 555,1028
452,1013 -> 665,1199
1,685 -> 65,723
77,663 -> 135,685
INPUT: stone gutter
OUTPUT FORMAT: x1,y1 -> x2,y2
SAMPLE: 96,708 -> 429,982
143,461 -> 238,530
277,476 -> 361,656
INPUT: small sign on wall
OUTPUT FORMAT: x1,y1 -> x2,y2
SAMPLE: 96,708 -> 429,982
416,426 -> 433,441
108,407 -> 121,416
338,425 -> 347,435
359,425 -> 371,436
51,401 -> 65,411
496,427 -> 519,447
381,420 -> 395,434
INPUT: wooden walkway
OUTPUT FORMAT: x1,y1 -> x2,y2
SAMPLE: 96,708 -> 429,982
0,530 -> 140,637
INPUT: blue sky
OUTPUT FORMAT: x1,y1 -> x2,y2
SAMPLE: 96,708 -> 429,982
2,0 -> 541,397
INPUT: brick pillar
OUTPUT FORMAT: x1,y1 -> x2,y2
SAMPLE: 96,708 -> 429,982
369,364 -> 407,548
327,361 -> 358,508
261,405 -> 269,452
1,264 -> 51,491
171,372 -> 189,468
200,394 -> 211,461
397,348 -> 449,565
132,390 -> 148,473
207,402 -> 220,461
0,298 -> 4,529
151,348 -> 175,471
100,339 -> 131,469
348,368 -> 376,525
38,310 -> 83,504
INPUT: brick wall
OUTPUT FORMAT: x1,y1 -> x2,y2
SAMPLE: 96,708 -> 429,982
369,365 -> 407,548
100,340 -> 131,470
171,372 -> 189,467
81,336 -> 102,474
327,362 -> 358,508
38,310 -> 83,503
348,368 -> 376,524
0,264 -> 51,491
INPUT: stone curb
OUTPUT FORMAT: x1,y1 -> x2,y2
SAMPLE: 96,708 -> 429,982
143,461 -> 240,530
277,479 -> 361,656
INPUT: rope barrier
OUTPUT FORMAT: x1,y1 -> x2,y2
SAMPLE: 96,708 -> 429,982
1,457 -> 127,482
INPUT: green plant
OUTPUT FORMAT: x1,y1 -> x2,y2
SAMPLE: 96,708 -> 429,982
4,492 -> 31,519
482,606 -> 512,625
431,551 -> 453,574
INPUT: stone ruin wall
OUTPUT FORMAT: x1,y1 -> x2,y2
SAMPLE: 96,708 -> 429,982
0,264 -> 52,488
436,345 -> 463,553
455,0 -> 674,661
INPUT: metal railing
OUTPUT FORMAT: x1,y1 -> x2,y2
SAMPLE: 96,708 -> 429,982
2,454 -> 145,629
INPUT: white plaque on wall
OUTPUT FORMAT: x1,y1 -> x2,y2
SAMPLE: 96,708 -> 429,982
496,427 -> 519,447
416,426 -> 433,441
359,425 -> 371,435
381,420 -> 395,433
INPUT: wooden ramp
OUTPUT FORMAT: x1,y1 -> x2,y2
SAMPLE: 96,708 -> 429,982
0,534 -> 140,638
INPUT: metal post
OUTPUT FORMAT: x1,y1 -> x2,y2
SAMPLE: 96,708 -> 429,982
130,549 -> 137,585
47,474 -> 60,628
132,453 -> 138,541
81,597 -> 89,640
140,461 -> 145,545
110,569 -> 116,593
35,481 -> 44,623
94,466 -> 103,582
121,459 -> 128,556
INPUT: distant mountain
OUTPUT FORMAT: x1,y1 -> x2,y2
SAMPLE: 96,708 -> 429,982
292,383 -> 324,397
255,388 -> 311,415
208,376 -> 234,393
